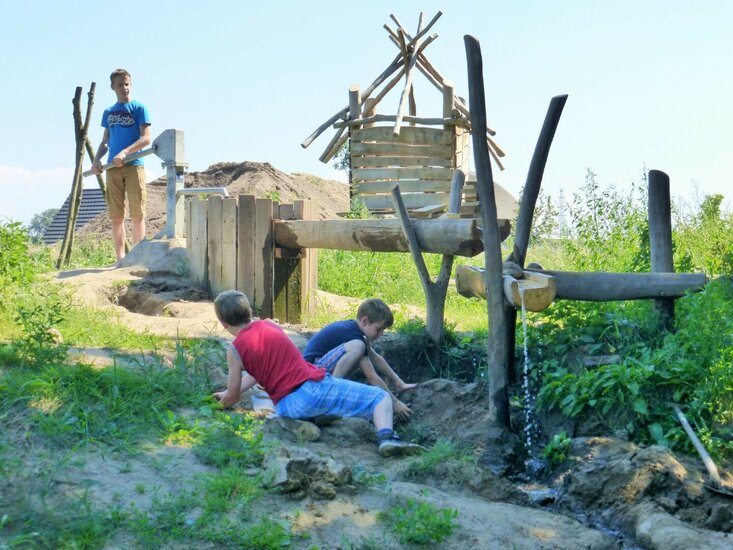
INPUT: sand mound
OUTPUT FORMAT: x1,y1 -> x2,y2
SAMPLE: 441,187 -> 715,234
78,161 -> 349,239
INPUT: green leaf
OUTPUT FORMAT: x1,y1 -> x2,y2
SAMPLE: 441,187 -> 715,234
632,398 -> 648,415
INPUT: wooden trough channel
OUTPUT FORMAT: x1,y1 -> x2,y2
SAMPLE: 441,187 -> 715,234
185,194 -> 508,322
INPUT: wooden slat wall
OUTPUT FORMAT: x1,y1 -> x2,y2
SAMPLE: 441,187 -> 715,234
185,196 -> 318,323
350,123 -> 475,215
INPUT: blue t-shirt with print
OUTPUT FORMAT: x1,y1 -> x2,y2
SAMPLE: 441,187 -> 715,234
101,100 -> 150,165
302,320 -> 366,363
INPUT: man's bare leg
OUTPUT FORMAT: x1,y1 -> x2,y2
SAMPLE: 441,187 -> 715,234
111,217 -> 126,261
131,217 -> 145,245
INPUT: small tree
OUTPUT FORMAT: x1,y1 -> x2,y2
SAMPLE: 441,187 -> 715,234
27,208 -> 59,243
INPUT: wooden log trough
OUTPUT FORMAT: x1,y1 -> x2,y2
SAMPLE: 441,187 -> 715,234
456,264 -> 707,308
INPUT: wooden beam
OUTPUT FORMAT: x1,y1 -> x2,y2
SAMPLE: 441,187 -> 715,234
318,126 -> 347,164
236,195 -> 256,301
221,197 -> 238,291
253,198 -> 274,318
335,114 -> 469,129
350,141 -> 453,159
273,217 -> 509,257
353,126 -> 451,145
207,195 -> 224,296
351,155 -> 454,169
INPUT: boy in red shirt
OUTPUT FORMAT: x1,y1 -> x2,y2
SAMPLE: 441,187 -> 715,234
212,290 -> 423,457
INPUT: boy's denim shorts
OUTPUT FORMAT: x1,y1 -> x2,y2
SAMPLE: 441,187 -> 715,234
275,373 -> 385,420
314,344 -> 347,373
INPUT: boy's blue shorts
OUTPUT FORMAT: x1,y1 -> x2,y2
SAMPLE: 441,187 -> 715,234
276,374 -> 385,420
314,343 -> 347,373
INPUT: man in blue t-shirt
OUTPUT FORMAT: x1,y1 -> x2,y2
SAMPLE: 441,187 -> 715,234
91,68 -> 151,261
303,298 -> 417,418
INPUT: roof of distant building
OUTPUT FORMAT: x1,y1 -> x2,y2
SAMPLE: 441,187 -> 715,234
43,188 -> 107,244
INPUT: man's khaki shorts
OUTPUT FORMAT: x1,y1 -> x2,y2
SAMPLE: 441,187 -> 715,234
106,165 -> 146,220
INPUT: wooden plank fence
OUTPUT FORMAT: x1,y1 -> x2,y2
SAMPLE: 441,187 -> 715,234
185,195 -> 317,322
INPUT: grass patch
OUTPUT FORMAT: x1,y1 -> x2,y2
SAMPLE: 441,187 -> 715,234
0,349 -> 212,450
401,439 -> 479,484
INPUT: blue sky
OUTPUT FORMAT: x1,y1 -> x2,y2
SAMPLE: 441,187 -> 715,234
1,0 -> 731,224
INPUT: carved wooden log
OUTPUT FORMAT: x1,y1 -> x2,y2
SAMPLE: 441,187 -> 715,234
503,272 -> 557,312
273,218 -> 510,257
456,265 -> 707,302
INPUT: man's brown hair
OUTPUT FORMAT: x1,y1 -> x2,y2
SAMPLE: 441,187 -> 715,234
357,298 -> 394,327
110,68 -> 131,85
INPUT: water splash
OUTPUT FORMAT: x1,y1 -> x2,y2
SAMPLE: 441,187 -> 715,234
519,286 -> 544,475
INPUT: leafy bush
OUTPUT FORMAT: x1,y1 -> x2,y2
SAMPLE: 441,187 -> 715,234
674,193 -> 733,276
536,278 -> 733,457
0,221 -> 34,289
563,170 -> 649,272
13,287 -> 70,368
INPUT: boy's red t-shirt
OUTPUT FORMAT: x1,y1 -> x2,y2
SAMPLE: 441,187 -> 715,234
231,319 -> 325,404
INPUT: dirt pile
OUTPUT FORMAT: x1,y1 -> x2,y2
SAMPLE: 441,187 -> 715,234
78,161 -> 349,240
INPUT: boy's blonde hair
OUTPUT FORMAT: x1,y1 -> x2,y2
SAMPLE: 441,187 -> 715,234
110,68 -> 131,85
214,290 -> 252,326
357,298 -> 394,327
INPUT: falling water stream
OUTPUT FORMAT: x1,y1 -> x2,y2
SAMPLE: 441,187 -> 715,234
519,287 -> 544,475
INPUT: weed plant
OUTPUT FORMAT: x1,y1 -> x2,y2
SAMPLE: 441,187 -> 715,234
378,498 -> 459,545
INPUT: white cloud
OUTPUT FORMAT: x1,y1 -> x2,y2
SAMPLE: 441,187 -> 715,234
0,165 -> 77,225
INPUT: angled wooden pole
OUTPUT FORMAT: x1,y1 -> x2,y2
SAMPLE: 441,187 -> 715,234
504,94 -> 567,378
84,137 -> 106,194
465,34 -> 510,429
58,85 -> 96,268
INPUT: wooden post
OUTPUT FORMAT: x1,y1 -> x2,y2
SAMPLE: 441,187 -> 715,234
237,195 -> 256,303
505,94 -> 568,380
465,34 -> 510,429
207,195 -> 224,296
188,197 -> 208,288
648,169 -> 675,328
254,198 -> 274,318
296,200 -> 318,318
274,203 -> 300,323
442,79 -> 455,121
221,197 -> 238,291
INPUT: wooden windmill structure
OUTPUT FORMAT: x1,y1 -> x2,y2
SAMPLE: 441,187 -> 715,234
302,11 -> 507,218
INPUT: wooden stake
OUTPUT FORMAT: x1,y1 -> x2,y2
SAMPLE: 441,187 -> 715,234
465,34 -> 510,429
648,169 -> 675,328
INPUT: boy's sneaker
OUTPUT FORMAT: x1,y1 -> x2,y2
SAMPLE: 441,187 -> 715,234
276,417 -> 321,442
378,437 -> 426,458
